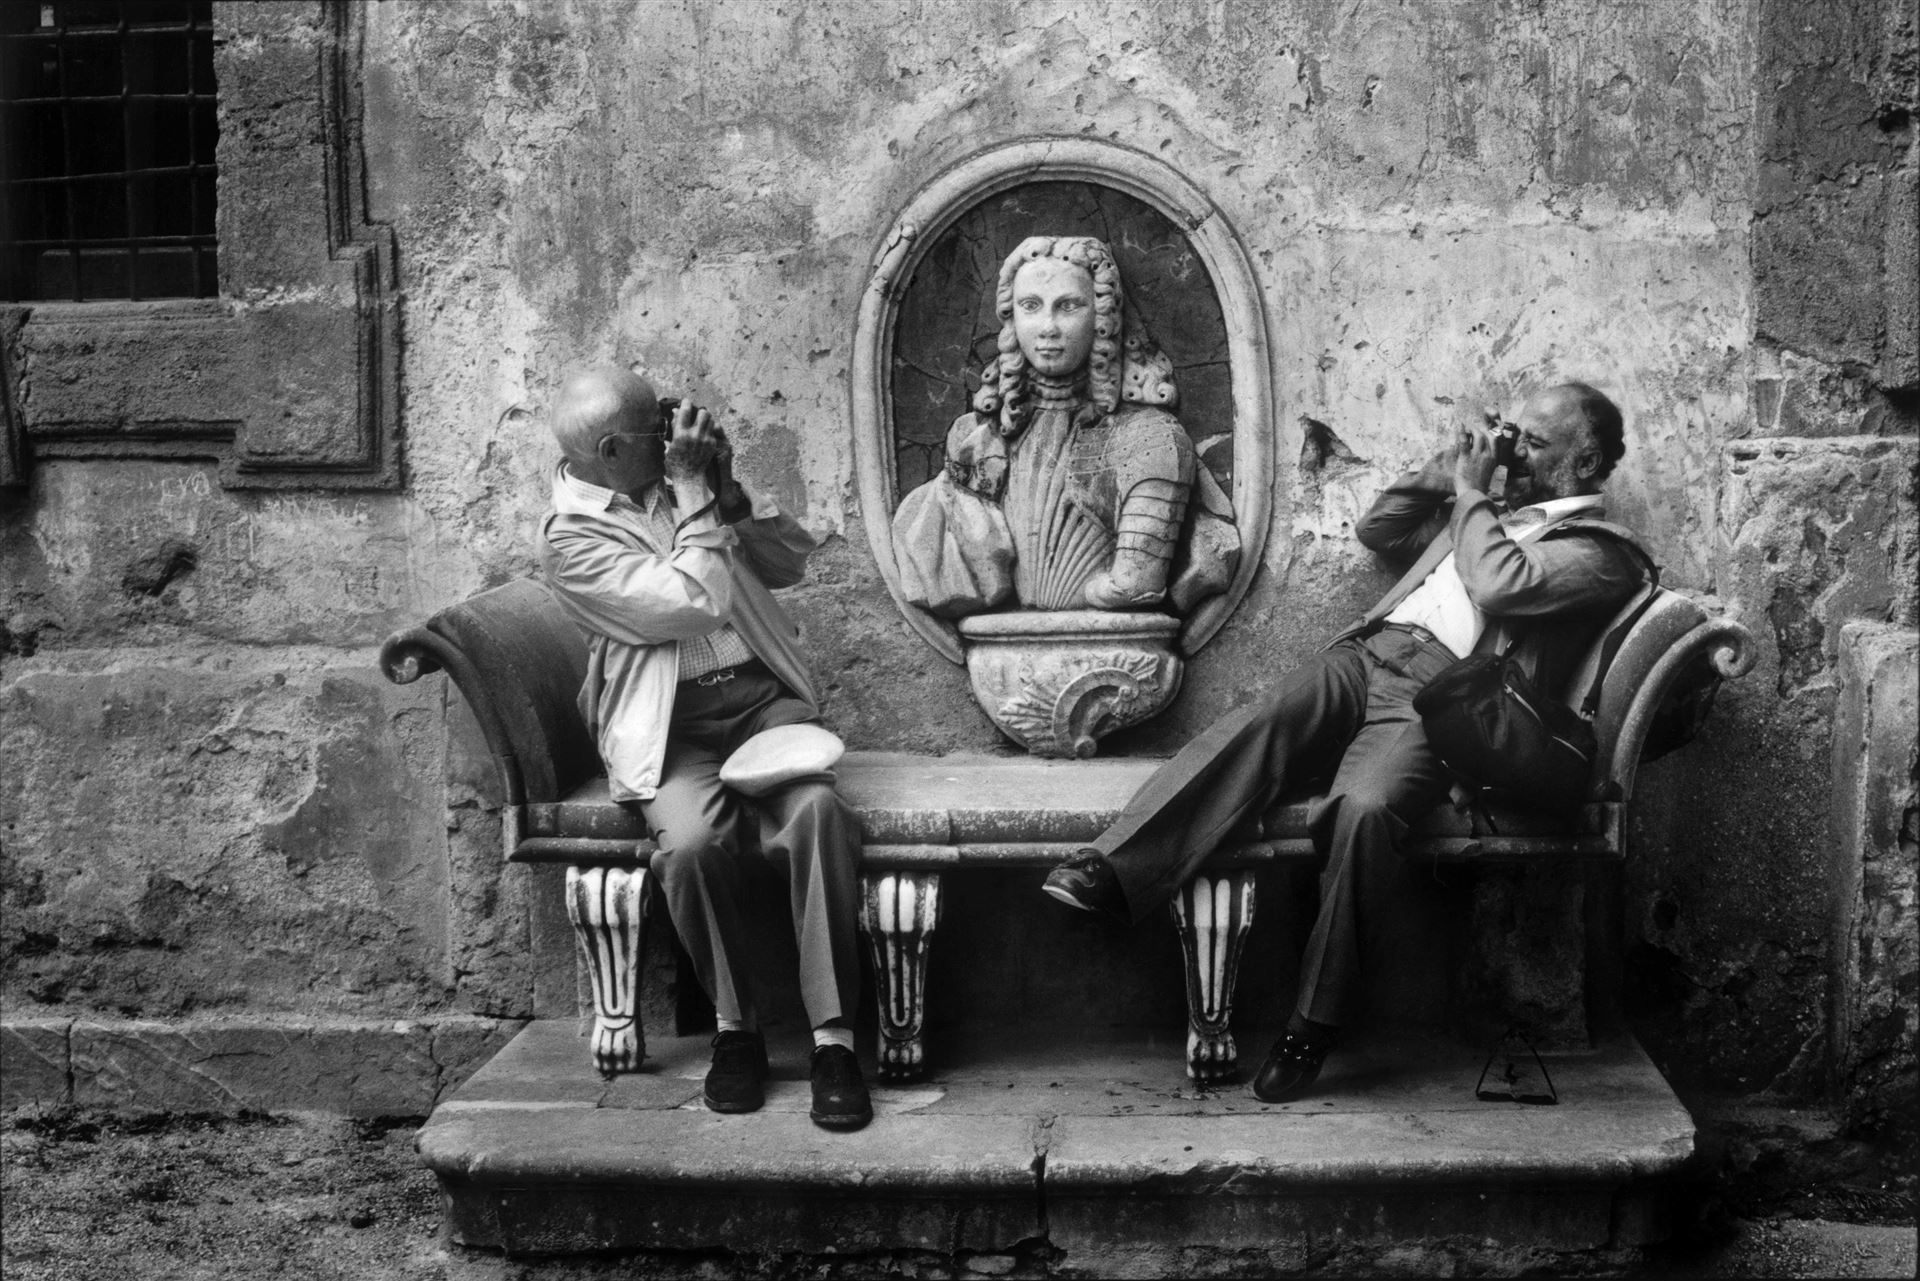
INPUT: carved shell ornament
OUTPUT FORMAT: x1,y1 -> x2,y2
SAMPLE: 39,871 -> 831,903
995,649 -> 1174,759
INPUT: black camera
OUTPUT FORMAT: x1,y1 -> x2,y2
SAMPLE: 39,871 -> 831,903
1489,417 -> 1521,470
658,396 -> 682,434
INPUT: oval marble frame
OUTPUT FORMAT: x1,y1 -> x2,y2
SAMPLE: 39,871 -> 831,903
851,137 -> 1274,665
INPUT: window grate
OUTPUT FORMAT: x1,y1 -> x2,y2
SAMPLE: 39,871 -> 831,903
0,0 -> 218,302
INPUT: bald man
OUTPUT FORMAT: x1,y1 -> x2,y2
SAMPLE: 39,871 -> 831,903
1042,383 -> 1648,1103
538,368 -> 870,1130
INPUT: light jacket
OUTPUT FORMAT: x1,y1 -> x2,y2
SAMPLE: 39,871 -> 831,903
539,463 -> 821,802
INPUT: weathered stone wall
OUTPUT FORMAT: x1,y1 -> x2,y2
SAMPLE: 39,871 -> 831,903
1828,623 -> 1918,1144
1622,0 -> 1918,1102
2,0 -> 1914,1118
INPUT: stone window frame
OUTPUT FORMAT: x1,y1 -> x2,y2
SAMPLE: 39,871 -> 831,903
850,137 -> 1276,662
1,0 -> 397,493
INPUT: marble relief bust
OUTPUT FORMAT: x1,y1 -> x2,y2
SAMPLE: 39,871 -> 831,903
890,235 -> 1240,622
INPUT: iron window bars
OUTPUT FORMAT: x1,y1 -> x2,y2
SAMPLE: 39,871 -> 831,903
1,0 -> 217,302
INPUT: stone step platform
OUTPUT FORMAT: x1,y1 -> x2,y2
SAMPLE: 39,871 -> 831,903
418,1021 -> 1693,1268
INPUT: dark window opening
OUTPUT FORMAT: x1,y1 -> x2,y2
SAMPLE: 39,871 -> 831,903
0,0 -> 217,302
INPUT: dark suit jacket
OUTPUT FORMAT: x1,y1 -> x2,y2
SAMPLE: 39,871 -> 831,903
1334,469 -> 1646,701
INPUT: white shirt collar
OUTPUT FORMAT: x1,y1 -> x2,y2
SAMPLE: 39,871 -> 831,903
1505,492 -> 1604,529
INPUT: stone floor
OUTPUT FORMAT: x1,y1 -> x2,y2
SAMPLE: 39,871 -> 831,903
419,1020 -> 1696,1266
4,1098 -> 1910,1280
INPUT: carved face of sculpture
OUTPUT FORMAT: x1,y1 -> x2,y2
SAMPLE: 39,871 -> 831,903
1010,258 -> 1097,378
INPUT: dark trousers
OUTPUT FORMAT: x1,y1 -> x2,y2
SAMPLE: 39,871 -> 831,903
1093,627 -> 1457,1026
641,668 -> 862,1029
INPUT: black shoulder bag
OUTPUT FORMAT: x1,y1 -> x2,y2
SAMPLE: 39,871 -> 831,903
1411,522 -> 1659,815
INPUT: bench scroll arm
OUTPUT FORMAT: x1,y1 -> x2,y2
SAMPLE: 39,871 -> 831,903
380,625 -> 530,809
1600,616 -> 1756,804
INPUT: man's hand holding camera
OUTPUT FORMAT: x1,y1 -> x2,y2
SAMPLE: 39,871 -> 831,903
1449,412 -> 1521,500
660,398 -> 753,528
662,400 -> 727,495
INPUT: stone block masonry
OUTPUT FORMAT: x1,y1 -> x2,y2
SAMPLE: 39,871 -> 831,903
1,1015 -> 520,1116
0,648 -> 457,1019
1829,622 -> 1918,1143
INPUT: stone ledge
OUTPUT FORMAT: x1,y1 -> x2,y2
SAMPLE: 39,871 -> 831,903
536,751 -> 1606,849
0,1015 -> 523,1117
1,1019 -> 74,1110
421,1022 -> 1696,1260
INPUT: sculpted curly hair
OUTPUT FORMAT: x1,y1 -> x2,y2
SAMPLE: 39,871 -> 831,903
972,236 -> 1124,436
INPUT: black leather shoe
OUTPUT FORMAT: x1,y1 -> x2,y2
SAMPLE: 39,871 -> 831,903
1252,1031 -> 1330,1104
1041,853 -> 1127,919
808,1045 -> 873,1130
703,1030 -> 769,1114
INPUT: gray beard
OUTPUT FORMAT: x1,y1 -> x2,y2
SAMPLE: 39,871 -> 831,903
1514,455 -> 1586,505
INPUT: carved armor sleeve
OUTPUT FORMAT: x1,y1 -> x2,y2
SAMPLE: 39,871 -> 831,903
1113,477 -> 1191,560
1081,407 -> 1197,608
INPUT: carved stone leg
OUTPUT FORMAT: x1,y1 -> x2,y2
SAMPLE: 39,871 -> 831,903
859,871 -> 942,1082
565,864 -> 651,1079
1170,871 -> 1257,1083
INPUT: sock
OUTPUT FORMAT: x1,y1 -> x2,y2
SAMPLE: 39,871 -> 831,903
812,1024 -> 855,1052
1285,1014 -> 1340,1050
717,1016 -> 757,1035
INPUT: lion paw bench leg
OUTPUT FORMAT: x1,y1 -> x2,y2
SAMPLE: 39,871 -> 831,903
565,864 -> 651,1079
859,871 -> 942,1083
1171,871 -> 1257,1084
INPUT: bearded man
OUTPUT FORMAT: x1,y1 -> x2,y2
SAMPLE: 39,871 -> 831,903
1041,382 -> 1646,1103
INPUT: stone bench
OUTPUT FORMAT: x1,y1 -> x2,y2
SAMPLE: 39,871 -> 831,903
379,577 -> 1754,1084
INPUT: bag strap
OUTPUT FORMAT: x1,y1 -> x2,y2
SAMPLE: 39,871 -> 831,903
1542,520 -> 1662,718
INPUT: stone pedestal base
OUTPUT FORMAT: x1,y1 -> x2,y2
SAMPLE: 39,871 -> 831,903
955,610 -> 1183,758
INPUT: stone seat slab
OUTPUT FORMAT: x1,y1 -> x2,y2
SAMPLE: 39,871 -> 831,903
521,751 -> 1616,863
418,1020 -> 1692,1260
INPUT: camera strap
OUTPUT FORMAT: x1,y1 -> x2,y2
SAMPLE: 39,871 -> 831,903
1539,521 -> 1662,718
673,496 -> 719,534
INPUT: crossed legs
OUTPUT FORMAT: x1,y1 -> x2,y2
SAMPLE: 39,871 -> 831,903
1074,629 -> 1457,1094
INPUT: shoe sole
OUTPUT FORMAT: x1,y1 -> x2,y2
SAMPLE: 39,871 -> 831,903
1250,1067 -> 1323,1105
809,1108 -> 872,1130
703,1091 -> 764,1113
1041,883 -> 1099,912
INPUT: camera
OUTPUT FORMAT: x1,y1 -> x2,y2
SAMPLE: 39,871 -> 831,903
1488,417 -> 1521,470
658,396 -> 683,434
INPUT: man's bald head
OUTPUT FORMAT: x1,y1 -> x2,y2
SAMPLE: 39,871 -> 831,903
550,367 -> 660,466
